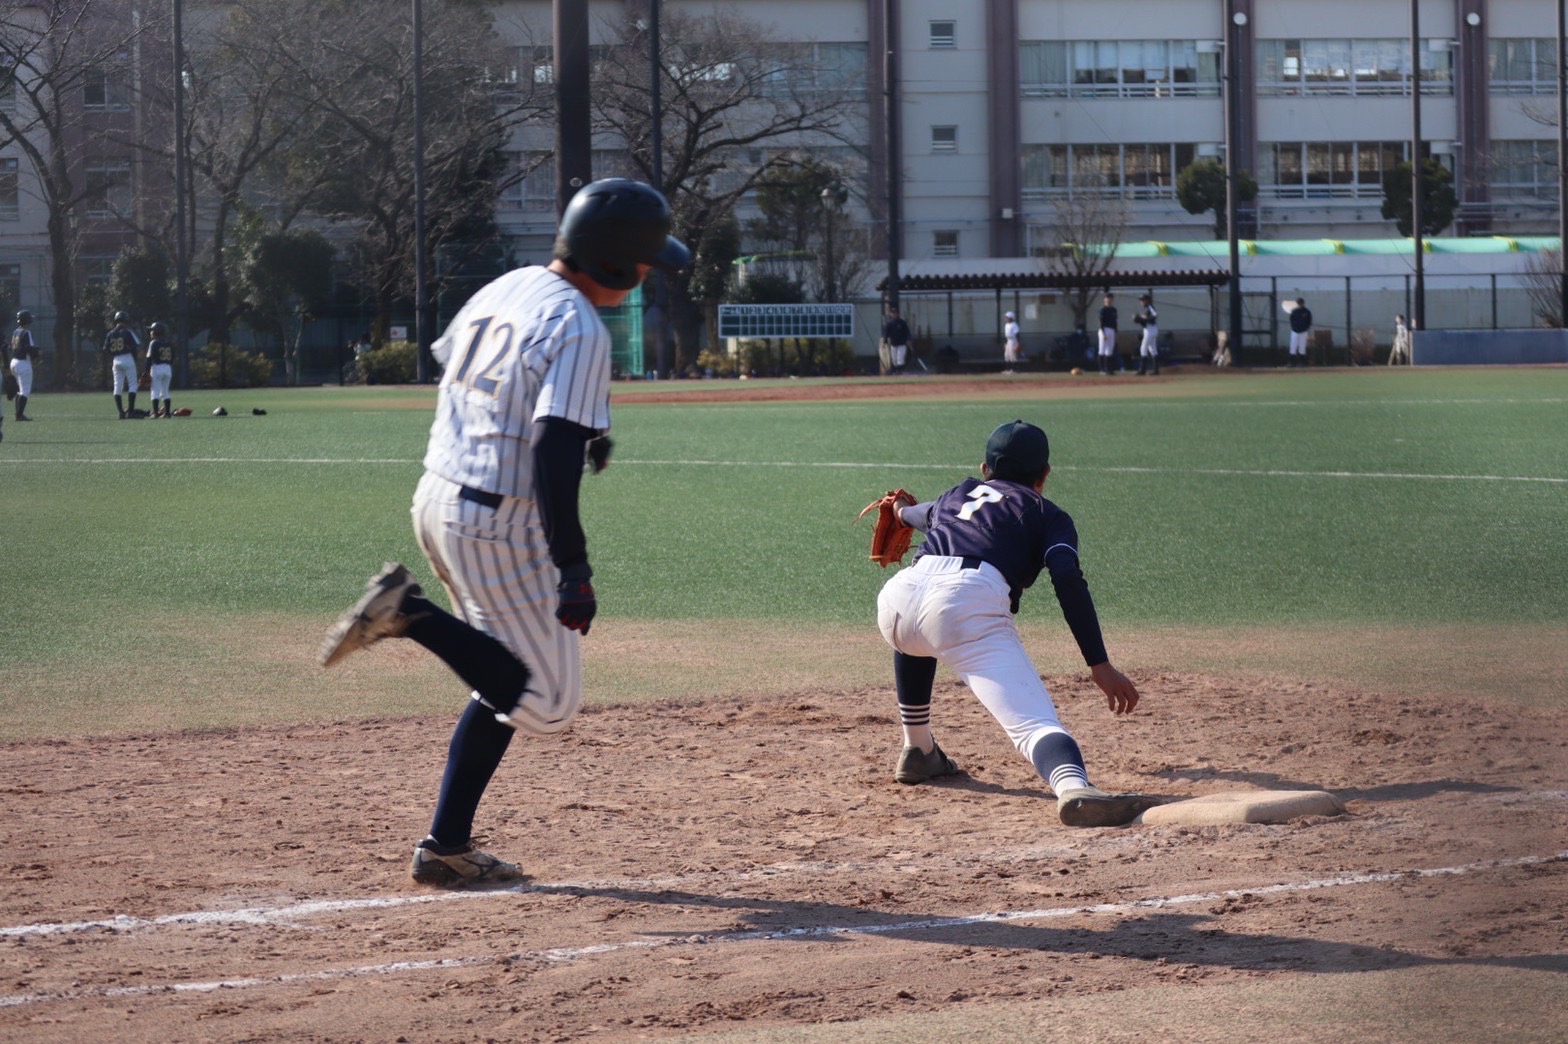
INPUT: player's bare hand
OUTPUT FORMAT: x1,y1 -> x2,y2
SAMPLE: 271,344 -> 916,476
1090,662 -> 1140,715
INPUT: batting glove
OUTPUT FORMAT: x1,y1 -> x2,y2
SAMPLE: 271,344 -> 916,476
556,564 -> 597,634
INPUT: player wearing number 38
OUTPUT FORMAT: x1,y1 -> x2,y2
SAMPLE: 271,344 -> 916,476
319,179 -> 689,887
872,420 -> 1166,827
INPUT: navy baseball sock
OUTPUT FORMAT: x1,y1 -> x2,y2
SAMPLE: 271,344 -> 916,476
401,595 -> 530,714
894,652 -> 939,752
1030,731 -> 1091,794
427,698 -> 514,848
114,394 -> 125,416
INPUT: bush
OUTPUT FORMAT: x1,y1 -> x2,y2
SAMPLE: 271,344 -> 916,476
357,340 -> 419,385
700,338 -> 853,378
189,343 -> 275,388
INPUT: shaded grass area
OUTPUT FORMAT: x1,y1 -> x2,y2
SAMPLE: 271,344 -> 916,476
1,372 -> 1563,740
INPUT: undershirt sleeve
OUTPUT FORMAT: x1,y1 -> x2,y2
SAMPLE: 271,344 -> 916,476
1045,543 -> 1108,668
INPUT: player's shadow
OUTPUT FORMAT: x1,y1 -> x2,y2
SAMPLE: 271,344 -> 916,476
527,882 -> 1562,976
1152,767 -> 1521,804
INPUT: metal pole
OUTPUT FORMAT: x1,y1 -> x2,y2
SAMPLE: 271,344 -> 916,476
650,0 -> 671,377
412,0 -> 431,381
1559,0 -> 1567,324
1224,3 -> 1245,362
554,0 -> 592,215
883,0 -> 901,311
1411,0 -> 1426,330
172,0 -> 190,389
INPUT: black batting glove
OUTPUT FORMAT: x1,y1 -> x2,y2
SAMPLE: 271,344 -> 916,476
556,563 -> 597,635
587,435 -> 614,474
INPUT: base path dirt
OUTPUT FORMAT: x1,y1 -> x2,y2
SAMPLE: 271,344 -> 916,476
1,673 -> 1564,1041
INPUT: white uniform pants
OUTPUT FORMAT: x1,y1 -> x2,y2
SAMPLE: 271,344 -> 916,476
111,353 -> 137,394
876,556 -> 1071,768
150,362 -> 173,400
1097,328 -> 1116,357
1003,340 -> 1021,365
411,471 -> 582,735
1289,331 -> 1309,356
8,358 -> 32,397
1139,327 -> 1159,358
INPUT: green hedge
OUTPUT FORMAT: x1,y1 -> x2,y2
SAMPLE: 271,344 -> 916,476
189,343 -> 275,388
356,340 -> 420,385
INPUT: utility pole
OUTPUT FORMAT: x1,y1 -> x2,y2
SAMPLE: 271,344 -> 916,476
882,0 -> 901,313
1411,0 -> 1426,330
172,0 -> 190,388
1224,2 -> 1247,361
1559,0 -> 1567,324
413,0 -> 431,380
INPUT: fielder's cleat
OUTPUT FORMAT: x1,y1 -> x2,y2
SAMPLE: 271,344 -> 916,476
1056,786 -> 1166,828
410,838 -> 525,888
319,562 -> 424,667
895,742 -> 961,785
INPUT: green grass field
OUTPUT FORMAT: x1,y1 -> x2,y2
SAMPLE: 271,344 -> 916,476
1,368 -> 1564,740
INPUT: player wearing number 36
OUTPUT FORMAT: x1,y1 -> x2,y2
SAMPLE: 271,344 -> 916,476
873,420 -> 1165,827
319,179 -> 690,887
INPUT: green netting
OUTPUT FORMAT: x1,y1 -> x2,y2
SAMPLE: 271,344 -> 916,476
599,284 -> 644,377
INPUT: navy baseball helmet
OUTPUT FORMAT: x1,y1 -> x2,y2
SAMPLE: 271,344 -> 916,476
113,310 -> 130,323
149,321 -> 167,335
985,420 -> 1050,480
15,310 -> 31,324
555,179 -> 690,291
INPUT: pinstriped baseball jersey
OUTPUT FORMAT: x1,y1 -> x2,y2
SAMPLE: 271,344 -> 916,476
423,266 -> 613,499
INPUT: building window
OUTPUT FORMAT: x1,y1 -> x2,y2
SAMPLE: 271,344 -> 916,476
82,60 -> 132,110
1021,143 -> 1198,199
1490,140 -> 1560,198
83,160 -> 133,218
499,151 -> 554,210
1020,39 -> 1220,98
932,231 -> 958,257
0,158 -> 17,220
1489,38 -> 1559,95
1256,39 -> 1451,96
763,42 -> 868,97
930,21 -> 956,49
931,125 -> 957,152
1256,141 -> 1416,198
81,255 -> 116,286
0,263 -> 19,319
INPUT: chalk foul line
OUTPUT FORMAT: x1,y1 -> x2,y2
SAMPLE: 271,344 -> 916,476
1,849 -> 1561,1010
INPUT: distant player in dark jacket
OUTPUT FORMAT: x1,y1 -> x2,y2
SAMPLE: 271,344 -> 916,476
872,420 -> 1165,827
144,322 -> 177,418
1096,293 -> 1118,374
9,309 -> 38,421
1287,298 -> 1313,367
102,311 -> 142,417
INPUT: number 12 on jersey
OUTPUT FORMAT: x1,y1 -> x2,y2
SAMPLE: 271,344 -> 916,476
451,316 -> 515,395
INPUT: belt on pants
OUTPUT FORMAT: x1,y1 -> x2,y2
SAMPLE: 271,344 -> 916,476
960,556 -> 983,570
459,485 -> 503,509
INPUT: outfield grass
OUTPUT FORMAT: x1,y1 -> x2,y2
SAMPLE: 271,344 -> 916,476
0,369 -> 1563,740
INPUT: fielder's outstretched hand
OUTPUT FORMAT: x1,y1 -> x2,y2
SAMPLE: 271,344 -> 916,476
1090,662 -> 1140,716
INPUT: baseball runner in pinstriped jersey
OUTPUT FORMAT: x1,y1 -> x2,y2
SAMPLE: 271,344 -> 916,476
319,179 -> 690,888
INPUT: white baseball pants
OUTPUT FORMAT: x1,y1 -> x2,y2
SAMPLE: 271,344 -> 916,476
876,555 -> 1071,768
1139,327 -> 1159,358
111,353 -> 137,394
411,471 -> 582,735
150,363 -> 173,400
1289,331 -> 1309,356
8,358 -> 32,397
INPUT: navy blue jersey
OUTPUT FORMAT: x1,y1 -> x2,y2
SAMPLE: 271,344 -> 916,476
907,476 -> 1108,665
1099,305 -> 1117,330
1289,306 -> 1312,333
146,338 -> 176,366
10,327 -> 36,362
103,327 -> 140,356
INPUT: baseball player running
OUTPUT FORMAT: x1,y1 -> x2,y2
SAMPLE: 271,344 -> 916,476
9,310 -> 38,422
319,178 -> 690,887
103,311 -> 142,418
144,322 -> 176,418
874,420 -> 1163,827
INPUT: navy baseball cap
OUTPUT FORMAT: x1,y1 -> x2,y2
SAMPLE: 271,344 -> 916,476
985,420 -> 1050,478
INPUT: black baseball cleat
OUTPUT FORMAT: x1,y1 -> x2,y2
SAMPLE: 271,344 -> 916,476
411,838 -> 526,888
895,742 -> 962,785
1057,786 -> 1168,827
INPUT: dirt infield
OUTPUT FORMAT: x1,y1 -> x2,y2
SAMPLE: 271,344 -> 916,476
3,672 -> 1564,1041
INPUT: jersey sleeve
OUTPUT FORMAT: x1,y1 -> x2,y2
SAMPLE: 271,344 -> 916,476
533,306 -> 612,432
899,500 -> 937,532
1041,513 -> 1109,667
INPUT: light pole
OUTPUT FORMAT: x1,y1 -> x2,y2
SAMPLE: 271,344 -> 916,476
820,183 -> 848,303
1559,0 -> 1567,325
1411,0 -> 1426,330
172,0 -> 190,389
1223,5 -> 1247,361
413,0 -> 431,380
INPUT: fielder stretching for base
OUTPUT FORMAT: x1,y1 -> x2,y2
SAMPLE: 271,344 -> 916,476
320,179 -> 690,887
874,420 -> 1164,827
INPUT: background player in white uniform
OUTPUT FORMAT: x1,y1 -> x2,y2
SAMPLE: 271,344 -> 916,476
319,179 -> 690,887
9,310 -> 38,421
102,311 -> 141,418
1097,293 -> 1118,374
144,322 -> 177,417
1002,311 -> 1021,373
1135,293 -> 1159,375
874,420 -> 1164,827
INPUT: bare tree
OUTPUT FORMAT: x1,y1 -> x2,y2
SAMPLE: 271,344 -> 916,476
1523,248 -> 1563,328
1041,182 -> 1131,330
590,6 -> 866,370
248,0 -> 549,339
748,154 -> 873,306
0,1 -> 153,378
